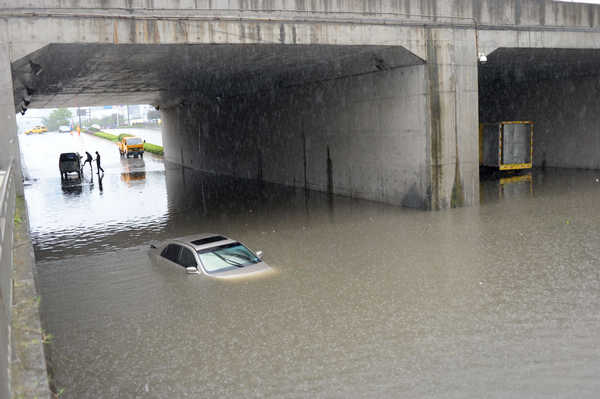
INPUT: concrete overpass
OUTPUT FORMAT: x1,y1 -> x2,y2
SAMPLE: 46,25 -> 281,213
2,1 -> 600,397
3,0 -> 600,212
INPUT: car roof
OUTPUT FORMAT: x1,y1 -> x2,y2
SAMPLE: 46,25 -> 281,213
171,233 -> 236,251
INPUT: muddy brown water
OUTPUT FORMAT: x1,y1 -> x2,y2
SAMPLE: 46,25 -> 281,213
20,132 -> 600,398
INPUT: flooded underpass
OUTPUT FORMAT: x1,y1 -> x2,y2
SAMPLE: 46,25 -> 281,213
20,132 -> 600,398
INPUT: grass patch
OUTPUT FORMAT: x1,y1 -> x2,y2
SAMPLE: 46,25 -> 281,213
144,142 -> 164,156
117,133 -> 135,141
14,195 -> 24,225
92,131 -> 119,142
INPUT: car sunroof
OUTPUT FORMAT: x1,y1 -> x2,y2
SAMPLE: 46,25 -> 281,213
191,236 -> 227,246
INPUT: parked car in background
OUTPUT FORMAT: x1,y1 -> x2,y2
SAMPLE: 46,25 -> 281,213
58,125 -> 71,133
59,152 -> 82,180
25,125 -> 48,134
149,234 -> 272,278
119,136 -> 144,158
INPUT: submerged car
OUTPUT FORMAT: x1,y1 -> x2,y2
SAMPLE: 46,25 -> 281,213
150,234 -> 271,278
59,152 -> 82,179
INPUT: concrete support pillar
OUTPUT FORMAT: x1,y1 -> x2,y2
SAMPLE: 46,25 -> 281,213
160,106 -> 186,167
0,24 -> 23,194
425,29 -> 479,210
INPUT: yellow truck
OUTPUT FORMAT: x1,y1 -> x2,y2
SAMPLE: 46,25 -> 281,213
118,136 -> 145,158
479,121 -> 533,170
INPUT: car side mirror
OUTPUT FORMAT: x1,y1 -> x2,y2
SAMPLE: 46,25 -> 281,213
186,267 -> 199,274
255,250 -> 264,260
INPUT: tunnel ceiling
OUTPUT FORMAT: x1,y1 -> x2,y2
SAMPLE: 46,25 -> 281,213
480,48 -> 600,85
12,43 -> 424,110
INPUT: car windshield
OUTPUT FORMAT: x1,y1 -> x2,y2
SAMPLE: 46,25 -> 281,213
197,243 -> 259,273
127,137 -> 142,145
60,153 -> 78,161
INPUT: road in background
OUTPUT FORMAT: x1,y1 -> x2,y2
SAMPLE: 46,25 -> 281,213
20,131 -> 166,258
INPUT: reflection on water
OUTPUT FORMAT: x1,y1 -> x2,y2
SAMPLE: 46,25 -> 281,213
480,170 -> 534,202
499,173 -> 533,198
120,157 -> 147,185
60,176 -> 83,196
24,155 -> 600,398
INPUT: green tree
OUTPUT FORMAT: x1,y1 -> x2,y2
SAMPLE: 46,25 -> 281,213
42,108 -> 72,131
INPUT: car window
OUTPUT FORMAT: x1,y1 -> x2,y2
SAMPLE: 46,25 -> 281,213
178,248 -> 197,268
60,153 -> 78,161
197,243 -> 260,273
161,244 -> 181,263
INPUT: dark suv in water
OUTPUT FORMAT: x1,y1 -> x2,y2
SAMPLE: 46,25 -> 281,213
59,152 -> 82,180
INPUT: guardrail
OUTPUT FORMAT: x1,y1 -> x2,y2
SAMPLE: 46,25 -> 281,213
0,161 -> 15,399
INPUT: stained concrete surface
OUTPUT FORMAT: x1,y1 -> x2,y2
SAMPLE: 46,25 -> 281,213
11,196 -> 52,398
162,63 -> 430,208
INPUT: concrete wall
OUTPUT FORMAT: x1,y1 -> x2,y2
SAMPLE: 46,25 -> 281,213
0,21 -> 22,188
0,169 -> 15,399
480,73 -> 600,170
163,64 -> 431,208
11,197 -> 52,398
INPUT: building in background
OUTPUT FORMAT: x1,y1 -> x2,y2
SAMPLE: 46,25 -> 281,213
16,104 -> 159,132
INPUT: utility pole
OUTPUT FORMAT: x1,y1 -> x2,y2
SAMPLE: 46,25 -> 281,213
77,106 -> 81,128
127,105 -> 130,126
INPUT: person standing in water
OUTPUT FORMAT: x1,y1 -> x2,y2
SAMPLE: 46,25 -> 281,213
82,151 -> 93,173
95,151 -> 104,174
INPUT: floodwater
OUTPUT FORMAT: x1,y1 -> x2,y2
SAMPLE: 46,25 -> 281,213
21,132 -> 600,398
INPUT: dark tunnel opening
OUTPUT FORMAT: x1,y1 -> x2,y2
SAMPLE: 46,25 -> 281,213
478,48 -> 600,200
